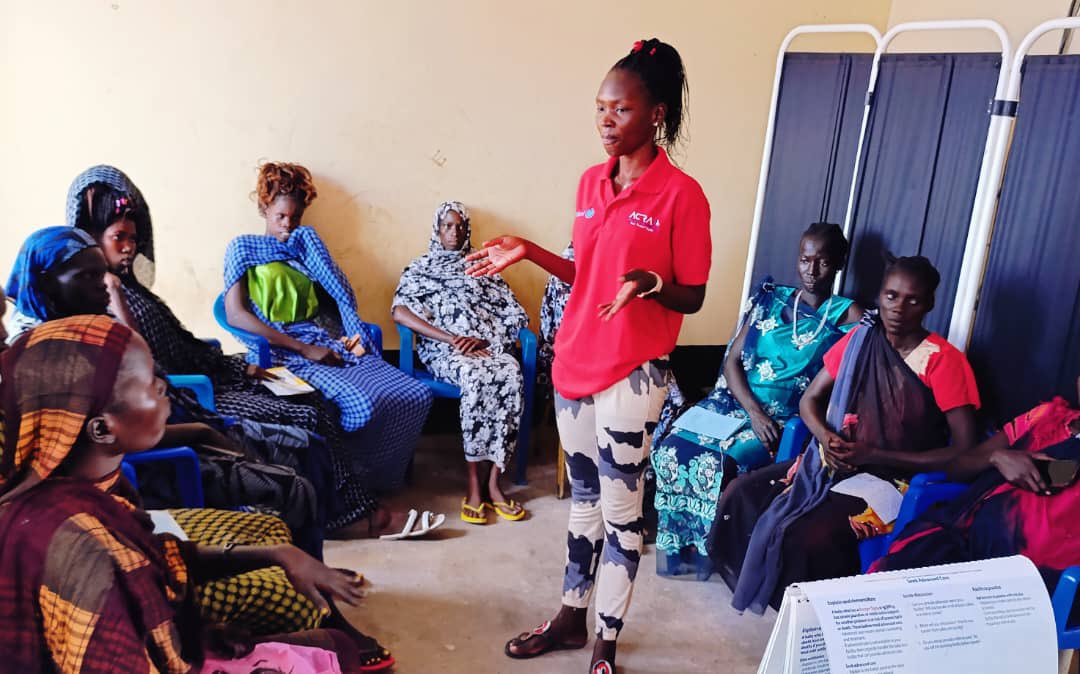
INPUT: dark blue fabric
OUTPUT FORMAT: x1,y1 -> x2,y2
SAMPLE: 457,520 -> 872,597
842,53 -> 1000,335
969,56 -> 1080,423
6,226 -> 98,321
751,53 -> 871,287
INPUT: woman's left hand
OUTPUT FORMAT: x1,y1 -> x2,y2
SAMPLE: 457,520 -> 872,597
275,546 -> 365,612
597,269 -> 657,321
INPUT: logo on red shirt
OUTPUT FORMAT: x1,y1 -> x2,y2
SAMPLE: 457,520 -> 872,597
627,210 -> 661,232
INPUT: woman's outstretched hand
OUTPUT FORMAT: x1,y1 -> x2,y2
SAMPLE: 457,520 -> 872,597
465,236 -> 527,277
597,270 -> 657,321
274,546 -> 365,612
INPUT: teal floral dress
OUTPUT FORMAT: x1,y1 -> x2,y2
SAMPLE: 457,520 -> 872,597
651,280 -> 855,577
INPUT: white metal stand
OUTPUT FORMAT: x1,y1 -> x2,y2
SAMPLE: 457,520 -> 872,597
948,17 -> 1080,350
739,24 -> 882,306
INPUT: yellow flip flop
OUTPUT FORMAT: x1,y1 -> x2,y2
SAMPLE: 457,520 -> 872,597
460,498 -> 488,525
487,499 -> 527,521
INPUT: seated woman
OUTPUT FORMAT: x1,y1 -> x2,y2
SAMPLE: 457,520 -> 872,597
871,378 -> 1080,596
709,256 -> 980,613
5,226 -> 328,553
223,162 -> 433,493
0,315 -> 392,673
70,164 -> 404,536
392,201 -> 528,523
651,223 -> 861,579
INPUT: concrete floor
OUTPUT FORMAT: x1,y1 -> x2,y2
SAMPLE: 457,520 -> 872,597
324,431 -> 775,674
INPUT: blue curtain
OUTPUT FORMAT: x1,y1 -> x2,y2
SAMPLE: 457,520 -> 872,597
842,53 -> 1001,334
968,56 -> 1080,423
750,53 -> 871,287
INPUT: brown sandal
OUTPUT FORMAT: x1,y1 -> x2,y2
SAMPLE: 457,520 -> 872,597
504,620 -> 588,659
590,659 -> 615,674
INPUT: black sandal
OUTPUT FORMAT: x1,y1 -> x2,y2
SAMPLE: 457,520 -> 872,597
504,620 -> 588,659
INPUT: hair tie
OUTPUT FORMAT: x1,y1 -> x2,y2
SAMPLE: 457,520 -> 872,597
114,196 -> 129,214
649,47 -> 657,56
631,40 -> 644,53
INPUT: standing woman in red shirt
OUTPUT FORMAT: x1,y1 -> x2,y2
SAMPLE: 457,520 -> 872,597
467,38 -> 712,674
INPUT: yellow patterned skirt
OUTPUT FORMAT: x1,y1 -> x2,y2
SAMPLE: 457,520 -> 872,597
169,509 -> 324,635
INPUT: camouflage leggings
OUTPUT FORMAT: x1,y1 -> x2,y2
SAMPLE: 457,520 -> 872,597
556,358 -> 669,640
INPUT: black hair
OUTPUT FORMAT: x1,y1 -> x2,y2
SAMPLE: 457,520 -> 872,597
75,183 -> 146,239
801,222 -> 850,268
612,38 -> 688,150
884,255 -> 941,295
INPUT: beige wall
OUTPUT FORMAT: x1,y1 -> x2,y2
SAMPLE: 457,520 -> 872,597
887,0 -> 1076,54
1,1 -> 893,349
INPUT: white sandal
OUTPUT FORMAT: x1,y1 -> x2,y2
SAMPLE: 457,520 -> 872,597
406,510 -> 446,538
378,509 -> 445,540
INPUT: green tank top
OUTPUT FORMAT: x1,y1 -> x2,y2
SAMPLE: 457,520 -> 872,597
246,261 -> 320,324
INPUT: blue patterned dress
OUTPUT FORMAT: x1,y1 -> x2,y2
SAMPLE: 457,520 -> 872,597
651,281 -> 855,577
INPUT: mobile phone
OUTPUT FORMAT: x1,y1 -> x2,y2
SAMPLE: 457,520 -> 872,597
1033,458 -> 1080,492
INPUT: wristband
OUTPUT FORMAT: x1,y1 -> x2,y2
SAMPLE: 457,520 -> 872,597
637,271 -> 663,299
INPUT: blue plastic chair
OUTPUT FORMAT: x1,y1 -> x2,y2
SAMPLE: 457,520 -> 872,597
118,373 -> 216,508
123,446 -> 205,508
213,293 -> 383,368
1054,567 -> 1080,651
856,472 -> 968,572
396,323 -> 537,485
776,417 -> 811,462
166,374 -> 216,410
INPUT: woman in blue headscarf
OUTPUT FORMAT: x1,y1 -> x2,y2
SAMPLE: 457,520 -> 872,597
5,226 -> 107,341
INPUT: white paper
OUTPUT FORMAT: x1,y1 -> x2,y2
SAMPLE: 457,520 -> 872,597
830,472 -> 904,524
672,406 -> 746,441
260,367 -> 316,396
800,556 -> 1057,674
148,510 -> 189,541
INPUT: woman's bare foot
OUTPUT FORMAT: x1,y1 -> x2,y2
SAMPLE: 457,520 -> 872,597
327,508 -> 412,539
486,467 -> 524,517
505,605 -> 589,659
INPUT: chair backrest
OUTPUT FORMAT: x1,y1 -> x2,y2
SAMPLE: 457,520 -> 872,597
213,293 -> 271,367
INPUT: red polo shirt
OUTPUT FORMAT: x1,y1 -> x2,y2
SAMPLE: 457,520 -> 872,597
552,148 -> 712,399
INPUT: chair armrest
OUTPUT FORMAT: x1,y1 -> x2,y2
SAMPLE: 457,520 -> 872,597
891,472 -> 967,542
514,327 -> 539,486
395,323 -> 416,377
910,472 -> 948,487
776,417 -> 810,463
121,462 -> 139,490
363,321 -> 384,355
518,328 -> 538,368
124,446 -> 205,508
1053,566 -> 1080,639
166,375 -> 216,412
